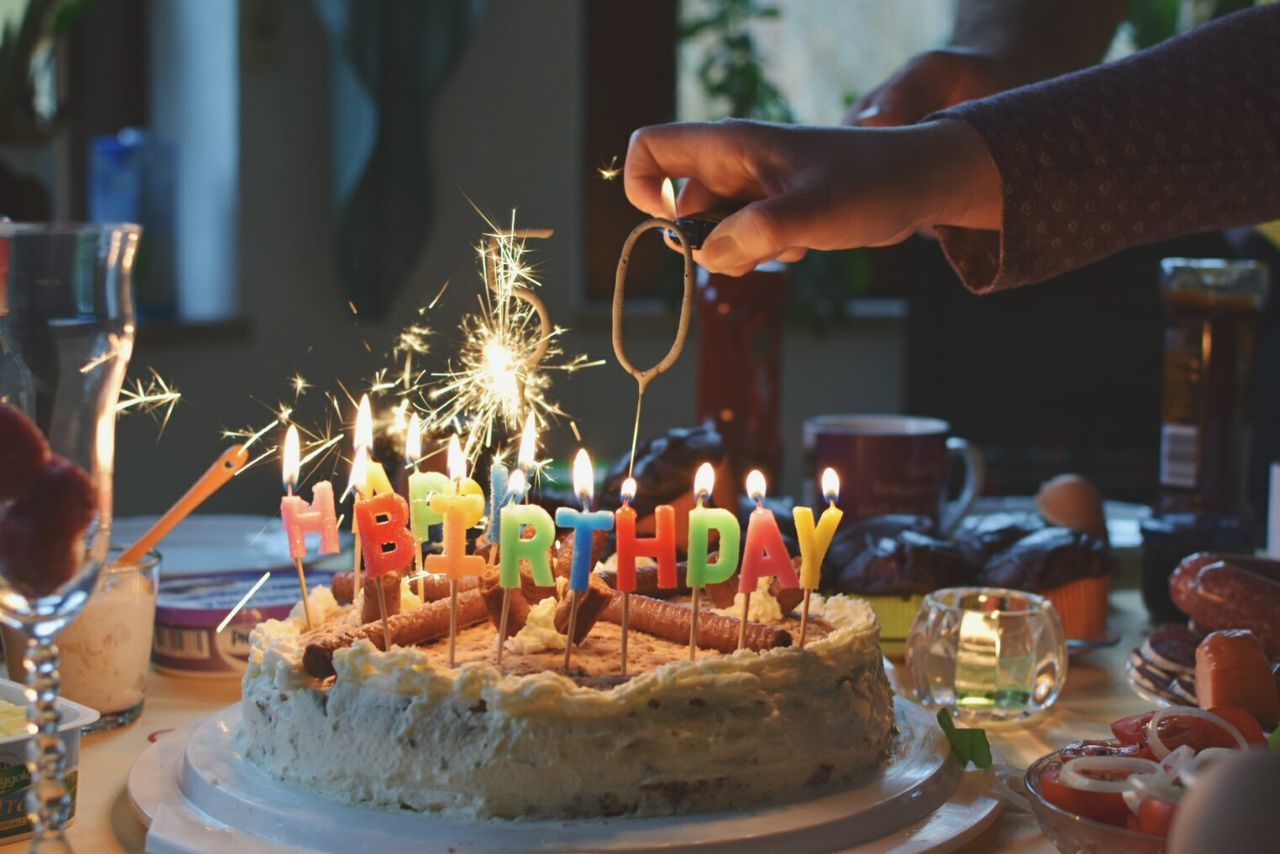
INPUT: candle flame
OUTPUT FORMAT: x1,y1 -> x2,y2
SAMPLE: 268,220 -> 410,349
355,394 -> 374,451
620,476 -> 637,503
517,413 -> 538,471
405,413 -> 422,464
572,448 -> 594,504
746,469 -> 767,502
348,446 -> 369,497
660,177 -> 677,219
282,425 -> 301,489
508,468 -> 528,500
447,435 -> 466,482
821,467 -> 840,503
693,462 -> 715,501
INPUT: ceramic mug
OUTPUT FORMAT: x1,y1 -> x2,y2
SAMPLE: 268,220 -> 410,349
802,414 -> 985,535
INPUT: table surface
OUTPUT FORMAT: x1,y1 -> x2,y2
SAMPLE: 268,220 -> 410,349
0,590 -> 1158,853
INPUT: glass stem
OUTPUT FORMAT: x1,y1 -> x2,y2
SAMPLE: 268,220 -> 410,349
24,634 -> 72,847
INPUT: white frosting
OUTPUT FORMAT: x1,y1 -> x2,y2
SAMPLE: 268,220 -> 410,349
502,597 -> 565,655
242,586 -> 895,820
712,576 -> 784,623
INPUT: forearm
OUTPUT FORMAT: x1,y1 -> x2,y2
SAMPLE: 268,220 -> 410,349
936,5 -> 1280,292
950,0 -> 1127,82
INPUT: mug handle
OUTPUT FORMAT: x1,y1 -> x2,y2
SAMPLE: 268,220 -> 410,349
940,437 -> 985,536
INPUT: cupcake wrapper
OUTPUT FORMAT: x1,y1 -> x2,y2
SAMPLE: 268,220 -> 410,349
1042,576 -> 1110,641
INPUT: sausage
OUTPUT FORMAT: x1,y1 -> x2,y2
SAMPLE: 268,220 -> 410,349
600,594 -> 791,653
1172,558 -> 1280,658
301,589 -> 488,678
360,571 -> 402,624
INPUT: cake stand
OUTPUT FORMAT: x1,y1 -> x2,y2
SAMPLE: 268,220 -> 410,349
128,696 -> 1001,853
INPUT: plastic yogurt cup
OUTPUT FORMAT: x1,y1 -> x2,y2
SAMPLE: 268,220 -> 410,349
153,569 -> 338,677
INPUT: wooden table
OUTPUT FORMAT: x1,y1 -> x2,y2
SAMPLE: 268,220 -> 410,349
0,591 -> 1157,852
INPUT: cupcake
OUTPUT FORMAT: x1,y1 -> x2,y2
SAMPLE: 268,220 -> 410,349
952,510 -> 1045,567
834,530 -> 978,648
598,425 -> 736,554
980,527 -> 1113,641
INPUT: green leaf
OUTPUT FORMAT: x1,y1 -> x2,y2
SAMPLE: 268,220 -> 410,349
937,708 -> 993,770
1269,725 -> 1280,752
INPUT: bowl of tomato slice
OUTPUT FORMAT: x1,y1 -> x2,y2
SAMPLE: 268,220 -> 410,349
1026,750 -> 1168,854
1024,705 -> 1267,852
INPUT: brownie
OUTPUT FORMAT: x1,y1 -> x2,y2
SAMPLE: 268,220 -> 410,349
834,530 -> 978,597
980,527 -> 1112,591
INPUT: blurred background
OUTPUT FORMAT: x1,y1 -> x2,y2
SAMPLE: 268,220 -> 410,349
0,0 -> 1273,518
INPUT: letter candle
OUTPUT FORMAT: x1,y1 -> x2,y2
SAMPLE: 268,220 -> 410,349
495,469 -> 555,663
350,395 -> 375,594
554,449 -> 614,671
738,470 -> 798,650
487,459 -> 509,563
403,413 -> 431,596
685,462 -> 740,659
347,446 -> 370,597
280,425 -> 339,629
354,488 -> 417,651
612,476 -> 677,674
793,468 -> 843,648
425,436 -> 485,667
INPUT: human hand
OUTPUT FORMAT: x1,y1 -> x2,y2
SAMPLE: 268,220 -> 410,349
845,48 -> 1018,127
625,118 -> 1000,276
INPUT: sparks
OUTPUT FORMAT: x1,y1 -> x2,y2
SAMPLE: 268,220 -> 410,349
217,571 -> 272,633
597,154 -> 621,181
115,368 -> 182,434
423,211 -> 602,459
290,373 -> 311,398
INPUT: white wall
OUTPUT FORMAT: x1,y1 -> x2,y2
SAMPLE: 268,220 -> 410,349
114,0 -> 905,518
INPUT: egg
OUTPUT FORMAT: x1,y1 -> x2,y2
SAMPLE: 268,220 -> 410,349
1036,473 -> 1108,544
1168,749 -> 1280,854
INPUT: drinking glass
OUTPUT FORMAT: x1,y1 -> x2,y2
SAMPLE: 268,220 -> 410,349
0,222 -> 138,850
905,586 -> 1068,724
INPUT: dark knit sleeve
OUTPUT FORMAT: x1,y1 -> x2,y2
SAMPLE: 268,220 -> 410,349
934,5 -> 1280,293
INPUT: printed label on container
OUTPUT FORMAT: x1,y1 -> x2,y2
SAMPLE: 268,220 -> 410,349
154,570 -> 335,675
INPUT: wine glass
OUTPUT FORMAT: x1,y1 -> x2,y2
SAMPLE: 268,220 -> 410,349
0,222 -> 138,850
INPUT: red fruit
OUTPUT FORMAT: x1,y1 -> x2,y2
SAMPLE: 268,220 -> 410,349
0,457 -> 95,597
0,403 -> 50,500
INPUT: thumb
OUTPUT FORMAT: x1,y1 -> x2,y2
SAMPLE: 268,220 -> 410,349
701,193 -> 813,273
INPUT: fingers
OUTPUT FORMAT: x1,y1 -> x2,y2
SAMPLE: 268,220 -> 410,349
675,178 -> 719,218
625,122 -> 732,218
700,192 -> 816,275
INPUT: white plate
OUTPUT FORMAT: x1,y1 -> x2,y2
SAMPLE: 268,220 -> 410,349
111,515 -> 348,576
129,697 -> 1001,853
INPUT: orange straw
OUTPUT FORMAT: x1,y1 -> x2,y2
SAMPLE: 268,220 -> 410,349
118,444 -> 250,564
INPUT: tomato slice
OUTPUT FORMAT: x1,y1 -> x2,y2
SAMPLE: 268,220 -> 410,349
1137,798 -> 1178,837
1112,708 -> 1257,753
1112,713 -> 1152,746
1038,765 -> 1131,827
1205,705 -> 1267,746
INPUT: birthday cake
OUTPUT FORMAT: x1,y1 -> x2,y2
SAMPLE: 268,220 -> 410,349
239,570 -> 896,820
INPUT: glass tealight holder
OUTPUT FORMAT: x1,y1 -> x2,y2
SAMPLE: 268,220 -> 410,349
905,587 -> 1068,724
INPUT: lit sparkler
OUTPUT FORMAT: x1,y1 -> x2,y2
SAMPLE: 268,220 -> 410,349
425,211 -> 603,459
